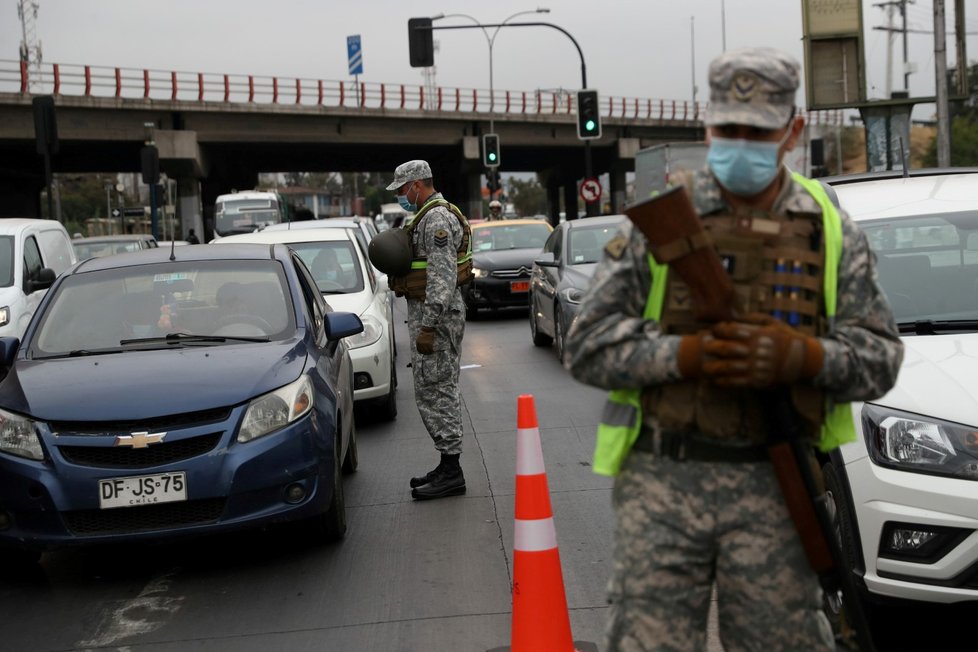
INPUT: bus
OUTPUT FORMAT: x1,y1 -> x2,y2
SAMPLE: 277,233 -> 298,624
212,190 -> 287,240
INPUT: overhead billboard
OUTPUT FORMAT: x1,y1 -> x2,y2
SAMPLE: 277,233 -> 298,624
801,0 -> 866,109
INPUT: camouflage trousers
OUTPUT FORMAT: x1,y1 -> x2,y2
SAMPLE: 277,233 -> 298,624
407,299 -> 465,455
606,451 -> 834,652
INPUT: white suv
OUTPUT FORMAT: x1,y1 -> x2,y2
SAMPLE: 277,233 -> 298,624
821,169 -> 978,638
0,218 -> 76,338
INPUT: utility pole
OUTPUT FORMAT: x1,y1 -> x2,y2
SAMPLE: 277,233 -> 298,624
17,0 -> 43,92
690,16 -> 697,106
934,0 -> 950,166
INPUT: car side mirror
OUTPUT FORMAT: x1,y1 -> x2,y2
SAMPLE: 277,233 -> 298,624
27,268 -> 56,293
534,252 -> 557,267
324,312 -> 363,341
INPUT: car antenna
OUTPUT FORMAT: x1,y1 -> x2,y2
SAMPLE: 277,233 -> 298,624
169,235 -> 176,261
899,136 -> 909,178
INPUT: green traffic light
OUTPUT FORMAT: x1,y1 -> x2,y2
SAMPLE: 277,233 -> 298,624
585,119 -> 596,132
489,153 -> 497,161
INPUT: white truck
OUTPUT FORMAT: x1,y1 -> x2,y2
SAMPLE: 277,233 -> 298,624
633,142 -> 708,201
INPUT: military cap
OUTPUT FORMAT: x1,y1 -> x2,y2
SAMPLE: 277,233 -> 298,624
704,47 -> 800,130
386,160 -> 433,191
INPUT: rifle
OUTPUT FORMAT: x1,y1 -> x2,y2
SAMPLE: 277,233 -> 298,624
626,186 -> 876,652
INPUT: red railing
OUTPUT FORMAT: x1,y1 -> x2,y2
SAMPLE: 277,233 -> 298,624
0,59 -> 844,125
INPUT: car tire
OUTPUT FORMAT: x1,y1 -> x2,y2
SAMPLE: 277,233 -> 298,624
822,461 -> 891,648
554,310 -> 566,363
530,295 -> 553,347
342,416 -> 359,474
307,431 -> 347,543
377,350 -> 398,421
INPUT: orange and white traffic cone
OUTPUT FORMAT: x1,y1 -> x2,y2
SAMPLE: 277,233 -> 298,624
487,395 -> 596,652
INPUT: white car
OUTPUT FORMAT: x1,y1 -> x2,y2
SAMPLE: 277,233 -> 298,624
0,219 -> 76,338
821,169 -> 978,633
214,227 -> 397,420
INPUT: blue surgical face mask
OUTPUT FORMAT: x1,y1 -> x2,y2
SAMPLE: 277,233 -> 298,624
707,131 -> 790,196
397,183 -> 417,213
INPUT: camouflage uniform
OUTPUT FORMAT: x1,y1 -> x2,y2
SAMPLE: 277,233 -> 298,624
406,193 -> 466,455
564,48 -> 904,652
385,160 -> 466,456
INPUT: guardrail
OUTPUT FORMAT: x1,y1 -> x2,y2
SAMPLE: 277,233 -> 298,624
0,59 -> 844,125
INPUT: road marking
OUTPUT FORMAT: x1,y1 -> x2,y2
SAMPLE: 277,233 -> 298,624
461,364 -> 481,370
77,569 -> 184,648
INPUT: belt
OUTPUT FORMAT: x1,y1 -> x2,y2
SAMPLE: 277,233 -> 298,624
632,429 -> 769,463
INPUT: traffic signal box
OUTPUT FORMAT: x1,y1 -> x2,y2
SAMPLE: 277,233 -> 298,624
483,133 -> 500,168
576,89 -> 601,140
408,18 -> 434,68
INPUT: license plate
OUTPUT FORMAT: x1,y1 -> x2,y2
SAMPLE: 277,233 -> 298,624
510,281 -> 530,293
98,472 -> 187,509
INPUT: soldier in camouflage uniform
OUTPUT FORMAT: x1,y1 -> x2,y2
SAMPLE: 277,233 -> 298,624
385,160 -> 470,500
564,48 -> 904,651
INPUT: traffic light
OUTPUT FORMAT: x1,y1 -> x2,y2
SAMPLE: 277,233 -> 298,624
408,18 -> 434,68
486,169 -> 500,195
140,145 -> 160,185
576,89 -> 601,140
483,133 -> 500,168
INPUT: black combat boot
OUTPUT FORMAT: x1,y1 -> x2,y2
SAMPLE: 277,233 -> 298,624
411,453 -> 465,500
409,458 -> 445,489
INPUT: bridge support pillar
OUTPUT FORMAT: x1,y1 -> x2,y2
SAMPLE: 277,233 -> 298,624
465,171 -> 483,222
563,178 -> 579,221
176,178 -> 204,241
546,178 -> 561,227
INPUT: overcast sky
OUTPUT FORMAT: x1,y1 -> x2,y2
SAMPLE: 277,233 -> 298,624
5,0 -> 978,120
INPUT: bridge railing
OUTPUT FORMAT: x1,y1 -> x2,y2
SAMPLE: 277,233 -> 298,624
0,59 -> 843,125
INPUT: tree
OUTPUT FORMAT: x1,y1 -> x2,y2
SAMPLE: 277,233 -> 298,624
506,176 -> 547,217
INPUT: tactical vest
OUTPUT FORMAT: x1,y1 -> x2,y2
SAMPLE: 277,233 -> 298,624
389,198 -> 474,300
592,173 -> 856,476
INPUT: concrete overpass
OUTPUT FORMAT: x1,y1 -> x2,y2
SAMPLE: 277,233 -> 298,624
0,59 -> 839,235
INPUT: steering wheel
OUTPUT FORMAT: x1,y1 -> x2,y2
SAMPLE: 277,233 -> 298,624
215,313 -> 274,332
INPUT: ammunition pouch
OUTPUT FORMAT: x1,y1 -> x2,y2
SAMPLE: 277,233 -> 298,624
390,259 -> 473,301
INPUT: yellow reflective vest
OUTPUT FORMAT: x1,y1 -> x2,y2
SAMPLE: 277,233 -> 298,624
592,173 -> 857,476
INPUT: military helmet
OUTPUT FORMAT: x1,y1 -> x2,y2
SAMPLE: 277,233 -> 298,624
368,228 -> 412,275
489,200 -> 502,210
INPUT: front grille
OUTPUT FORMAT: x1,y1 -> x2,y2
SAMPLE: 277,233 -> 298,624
49,406 -> 232,434
491,268 -> 531,279
63,498 -> 226,535
59,432 -> 223,468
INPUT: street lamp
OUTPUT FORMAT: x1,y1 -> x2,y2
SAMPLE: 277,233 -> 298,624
432,8 -> 549,132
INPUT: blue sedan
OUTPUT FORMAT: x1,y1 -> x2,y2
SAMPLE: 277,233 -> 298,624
0,243 -> 362,560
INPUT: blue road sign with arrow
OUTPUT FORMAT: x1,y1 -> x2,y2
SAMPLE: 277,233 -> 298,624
347,35 -> 363,75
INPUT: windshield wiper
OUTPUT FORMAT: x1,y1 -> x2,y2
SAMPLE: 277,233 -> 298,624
120,333 -> 269,346
897,320 -> 978,335
33,348 -> 125,359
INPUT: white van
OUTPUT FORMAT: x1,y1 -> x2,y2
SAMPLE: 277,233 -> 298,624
0,219 -> 77,338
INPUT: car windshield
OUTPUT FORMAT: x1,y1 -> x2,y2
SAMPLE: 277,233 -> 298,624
288,241 -> 365,294
568,225 -> 619,265
471,223 -> 550,252
861,210 -> 978,322
31,260 -> 295,357
73,239 -> 144,259
0,236 -> 13,288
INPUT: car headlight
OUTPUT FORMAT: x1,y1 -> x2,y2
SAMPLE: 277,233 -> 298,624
473,267 -> 487,278
0,306 -> 8,328
345,314 -> 383,349
238,376 -> 314,443
0,407 -> 43,460
560,287 -> 585,305
862,404 -> 978,480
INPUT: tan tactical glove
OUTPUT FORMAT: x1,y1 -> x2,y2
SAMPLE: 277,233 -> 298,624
416,326 -> 436,355
703,314 -> 823,388
676,330 -> 716,378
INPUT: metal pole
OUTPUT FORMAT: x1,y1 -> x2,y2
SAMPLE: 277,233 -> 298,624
902,0 -> 910,90
721,0 -> 726,52
934,0 -> 951,166
691,16 -> 696,105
